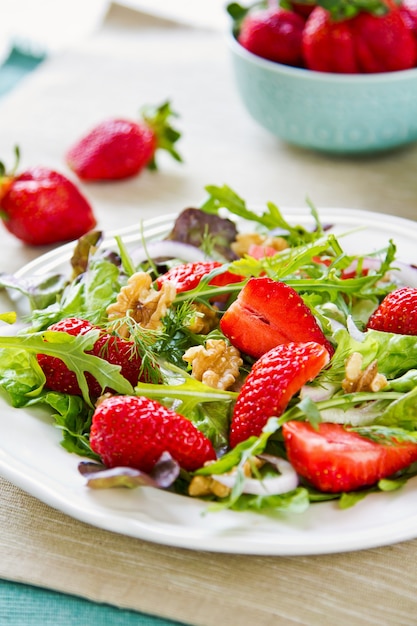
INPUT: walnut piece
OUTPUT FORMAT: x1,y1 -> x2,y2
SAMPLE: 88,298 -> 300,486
188,457 -> 265,498
106,271 -> 176,337
182,339 -> 242,390
186,302 -> 219,335
342,352 -> 388,393
231,232 -> 288,257
188,475 -> 231,498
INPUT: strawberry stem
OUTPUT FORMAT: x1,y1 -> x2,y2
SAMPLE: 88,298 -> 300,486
0,145 -> 20,203
314,0 -> 390,20
140,101 -> 182,170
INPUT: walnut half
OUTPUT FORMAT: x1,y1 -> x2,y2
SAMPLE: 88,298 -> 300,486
182,339 -> 242,390
342,352 -> 387,393
106,271 -> 176,337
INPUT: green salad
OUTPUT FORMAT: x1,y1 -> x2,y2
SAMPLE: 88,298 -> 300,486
1,184 -> 417,516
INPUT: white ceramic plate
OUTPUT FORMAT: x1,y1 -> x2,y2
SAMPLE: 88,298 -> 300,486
2,208 -> 417,556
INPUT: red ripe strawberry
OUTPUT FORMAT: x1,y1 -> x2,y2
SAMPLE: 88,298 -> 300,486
282,421 -> 417,492
90,394 -> 216,472
156,260 -> 243,294
237,7 -> 306,67
366,286 -> 417,335
220,276 -> 333,359
0,158 -> 96,246
66,101 -> 182,181
229,341 -> 330,447
37,317 -> 150,398
303,2 -> 417,73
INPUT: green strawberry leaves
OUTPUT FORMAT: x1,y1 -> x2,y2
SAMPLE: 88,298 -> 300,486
226,0 -> 391,27
316,0 -> 390,20
141,100 -> 182,170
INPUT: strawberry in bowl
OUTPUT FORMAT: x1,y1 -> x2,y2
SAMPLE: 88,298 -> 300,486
227,0 -> 417,153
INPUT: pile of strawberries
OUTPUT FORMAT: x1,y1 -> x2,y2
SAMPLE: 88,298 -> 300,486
230,0 -> 417,73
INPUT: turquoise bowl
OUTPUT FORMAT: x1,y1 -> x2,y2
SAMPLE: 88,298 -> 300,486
228,33 -> 417,154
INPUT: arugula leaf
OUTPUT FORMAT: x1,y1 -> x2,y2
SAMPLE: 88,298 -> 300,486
200,184 -> 324,246
0,329 -> 135,406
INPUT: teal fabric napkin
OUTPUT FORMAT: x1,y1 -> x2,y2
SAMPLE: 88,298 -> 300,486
0,44 -> 46,97
0,580 -> 186,625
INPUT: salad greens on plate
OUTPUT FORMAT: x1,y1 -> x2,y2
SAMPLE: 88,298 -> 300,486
1,184 -> 417,518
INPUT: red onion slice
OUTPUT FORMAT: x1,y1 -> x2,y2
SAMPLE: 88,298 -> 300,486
131,241 -> 207,266
212,457 -> 298,496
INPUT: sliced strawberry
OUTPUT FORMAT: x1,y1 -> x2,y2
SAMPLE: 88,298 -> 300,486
366,287 -> 417,335
156,261 -> 243,294
220,276 -> 332,359
229,341 -> 330,447
36,317 -> 153,398
282,421 -> 417,493
90,395 -> 216,472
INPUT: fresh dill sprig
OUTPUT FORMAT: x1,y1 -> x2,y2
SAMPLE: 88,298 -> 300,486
106,315 -> 162,384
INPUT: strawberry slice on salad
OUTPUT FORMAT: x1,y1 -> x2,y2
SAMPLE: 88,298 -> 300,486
90,395 -> 216,473
283,422 -> 417,493
229,341 -> 330,447
156,260 -> 243,295
220,276 -> 333,359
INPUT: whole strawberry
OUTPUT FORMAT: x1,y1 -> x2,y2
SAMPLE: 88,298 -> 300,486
0,152 -> 96,246
366,286 -> 417,335
283,421 -> 417,492
37,317 -> 154,398
90,394 -> 216,472
229,341 -> 330,447
236,6 -> 305,67
66,101 -> 182,181
303,0 -> 417,73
